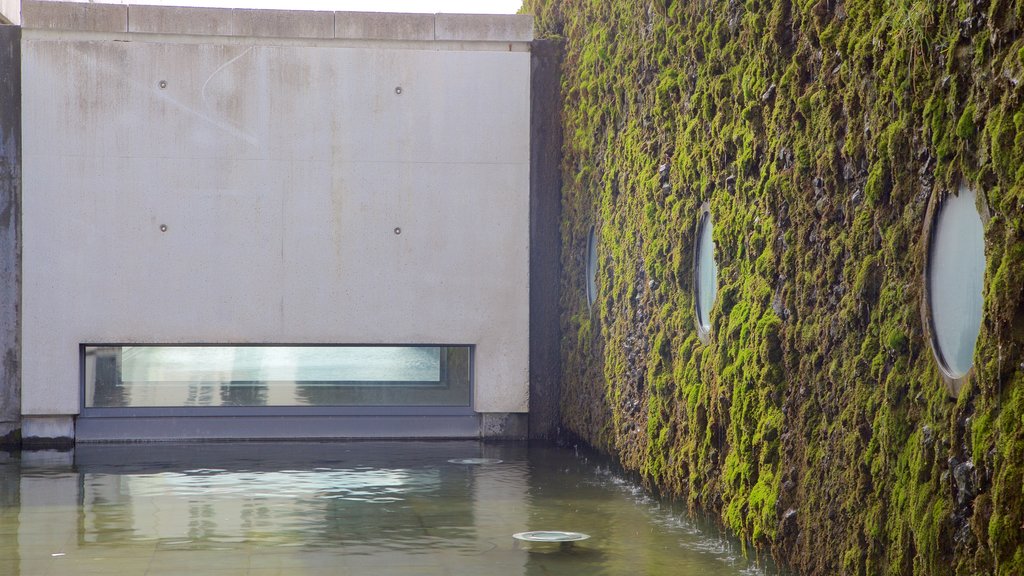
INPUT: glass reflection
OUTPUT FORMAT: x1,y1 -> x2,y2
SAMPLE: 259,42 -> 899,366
586,227 -> 599,307
84,345 -> 471,408
696,211 -> 718,333
928,185 -> 985,378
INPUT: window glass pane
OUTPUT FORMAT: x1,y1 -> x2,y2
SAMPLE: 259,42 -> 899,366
695,212 -> 718,332
84,345 -> 471,408
928,185 -> 985,378
586,227 -> 599,307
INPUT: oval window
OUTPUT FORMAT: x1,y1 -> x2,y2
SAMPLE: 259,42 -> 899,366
926,184 -> 985,380
586,226 -> 599,308
694,206 -> 718,338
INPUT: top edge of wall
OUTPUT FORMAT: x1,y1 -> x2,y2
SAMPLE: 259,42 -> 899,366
19,1 -> 534,42
0,0 -> 20,25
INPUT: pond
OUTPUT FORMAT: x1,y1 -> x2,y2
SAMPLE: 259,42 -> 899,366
0,442 -> 783,576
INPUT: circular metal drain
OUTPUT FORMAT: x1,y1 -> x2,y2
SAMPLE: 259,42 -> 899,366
513,531 -> 590,543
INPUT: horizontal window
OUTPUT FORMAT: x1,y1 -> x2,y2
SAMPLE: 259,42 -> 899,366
83,345 -> 471,408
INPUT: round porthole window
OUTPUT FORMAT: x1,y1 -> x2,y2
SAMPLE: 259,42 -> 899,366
694,204 -> 718,341
924,184 -> 986,390
586,226 -> 599,308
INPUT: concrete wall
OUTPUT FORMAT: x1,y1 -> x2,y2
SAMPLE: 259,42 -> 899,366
527,39 -> 562,440
19,2 -> 532,436
0,24 -> 19,446
0,0 -> 19,26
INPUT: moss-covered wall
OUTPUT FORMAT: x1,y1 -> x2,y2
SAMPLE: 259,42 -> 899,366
523,0 -> 1024,573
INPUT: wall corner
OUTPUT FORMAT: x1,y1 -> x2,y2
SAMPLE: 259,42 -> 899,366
528,38 -> 564,440
0,24 -> 19,449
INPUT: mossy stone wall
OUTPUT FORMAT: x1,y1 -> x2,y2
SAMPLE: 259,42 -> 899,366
523,0 -> 1024,573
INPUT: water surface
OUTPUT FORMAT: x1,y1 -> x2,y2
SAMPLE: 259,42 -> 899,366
0,442 -> 781,575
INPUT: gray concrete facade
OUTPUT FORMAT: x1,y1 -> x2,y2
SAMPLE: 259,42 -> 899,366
0,24 -> 19,448
18,2 -> 534,442
528,39 -> 563,440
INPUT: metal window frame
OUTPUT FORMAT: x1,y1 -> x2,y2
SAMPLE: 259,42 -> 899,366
79,343 -> 476,418
920,184 -> 989,398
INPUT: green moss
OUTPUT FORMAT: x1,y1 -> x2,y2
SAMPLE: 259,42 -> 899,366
865,161 -> 890,206
957,103 -> 978,140
526,0 -> 1024,573
885,329 -> 909,354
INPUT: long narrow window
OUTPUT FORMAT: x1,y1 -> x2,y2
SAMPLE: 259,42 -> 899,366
83,345 -> 471,408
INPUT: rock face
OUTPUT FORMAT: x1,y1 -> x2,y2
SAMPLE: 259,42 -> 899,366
524,0 -> 1024,574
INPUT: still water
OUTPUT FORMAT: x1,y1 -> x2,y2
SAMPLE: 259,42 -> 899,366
0,442 -> 781,576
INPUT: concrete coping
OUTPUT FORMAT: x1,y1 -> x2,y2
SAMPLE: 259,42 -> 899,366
20,1 -> 534,42
0,0 -> 21,25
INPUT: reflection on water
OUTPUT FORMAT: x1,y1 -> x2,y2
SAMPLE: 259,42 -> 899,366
0,442 -> 785,576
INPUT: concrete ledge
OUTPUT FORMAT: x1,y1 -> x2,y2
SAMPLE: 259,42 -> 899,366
0,422 -> 18,448
481,412 -> 528,440
335,11 -> 434,41
128,5 -> 334,39
20,3 -> 535,44
21,415 -> 74,447
22,0 -> 126,33
435,14 -> 533,42
77,415 -> 482,441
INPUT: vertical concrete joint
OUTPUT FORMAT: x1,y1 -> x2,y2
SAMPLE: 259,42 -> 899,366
528,39 -> 565,440
0,24 -> 20,448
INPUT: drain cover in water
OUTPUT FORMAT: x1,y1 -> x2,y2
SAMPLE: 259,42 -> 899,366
447,458 -> 503,465
513,531 -> 590,543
